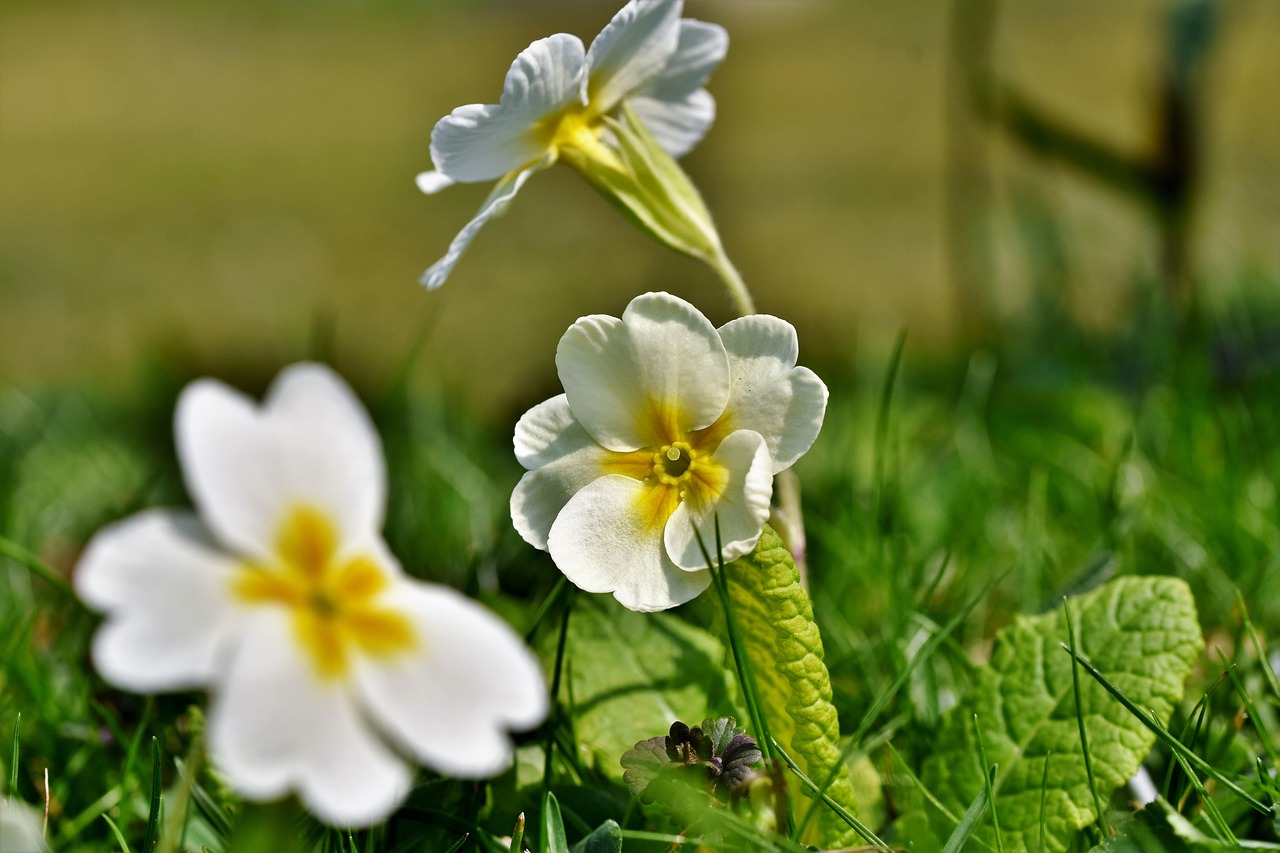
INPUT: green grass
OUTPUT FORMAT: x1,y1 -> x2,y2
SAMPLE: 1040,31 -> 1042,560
3,282 -> 1280,850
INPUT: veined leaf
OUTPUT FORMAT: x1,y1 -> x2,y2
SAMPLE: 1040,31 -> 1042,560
545,597 -> 737,781
915,576 -> 1203,852
725,526 -> 859,848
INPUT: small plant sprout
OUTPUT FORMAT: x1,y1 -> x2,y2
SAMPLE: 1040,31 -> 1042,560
510,291 -> 827,611
416,0 -> 744,306
74,363 -> 547,827
621,717 -> 763,805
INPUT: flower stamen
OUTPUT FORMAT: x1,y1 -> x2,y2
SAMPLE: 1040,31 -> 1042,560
654,442 -> 695,484
232,505 -> 416,680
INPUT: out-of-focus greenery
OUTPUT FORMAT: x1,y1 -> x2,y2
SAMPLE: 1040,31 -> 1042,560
4,284 -> 1280,849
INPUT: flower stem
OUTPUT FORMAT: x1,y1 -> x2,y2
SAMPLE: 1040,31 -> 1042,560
704,248 -> 814,590
706,243 -> 756,317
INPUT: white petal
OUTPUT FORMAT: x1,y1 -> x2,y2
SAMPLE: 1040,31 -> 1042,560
640,19 -> 728,102
510,395 -> 611,550
356,582 -> 547,777
420,160 -> 547,290
664,429 -> 773,570
415,170 -> 454,195
176,363 -> 386,562
208,611 -> 410,827
547,474 -> 710,611
630,89 -> 715,158
0,798 -> 46,853
556,292 -> 729,451
585,0 -> 682,115
428,34 -> 584,184
718,315 -> 829,473
75,509 -> 242,692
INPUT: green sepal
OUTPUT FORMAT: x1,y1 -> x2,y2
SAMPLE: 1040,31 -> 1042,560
724,525 -> 860,848
560,103 -> 723,267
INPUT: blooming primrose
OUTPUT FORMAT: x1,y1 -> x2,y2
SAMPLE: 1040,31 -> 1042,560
75,364 -> 547,827
416,0 -> 728,289
511,292 -> 828,612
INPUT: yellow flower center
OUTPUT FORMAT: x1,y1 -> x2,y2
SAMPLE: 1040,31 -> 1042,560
654,442 -> 695,484
230,506 -> 416,681
599,401 -> 737,535
539,104 -> 624,172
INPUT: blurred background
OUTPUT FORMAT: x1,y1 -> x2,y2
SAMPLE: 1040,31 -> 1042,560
2,0 -> 1278,418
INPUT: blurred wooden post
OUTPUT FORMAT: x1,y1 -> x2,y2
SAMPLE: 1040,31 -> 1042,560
970,0 -> 1220,325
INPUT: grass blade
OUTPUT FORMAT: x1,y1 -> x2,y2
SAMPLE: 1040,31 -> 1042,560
143,737 -> 162,853
1153,711 -> 1237,844
1064,598 -> 1110,838
1059,642 -> 1270,814
0,535 -> 81,602
1238,591 -> 1280,704
9,713 -> 19,794
509,812 -> 525,853
973,719 -> 1004,853
539,791 -> 568,853
942,782 -> 991,853
770,738 -> 890,849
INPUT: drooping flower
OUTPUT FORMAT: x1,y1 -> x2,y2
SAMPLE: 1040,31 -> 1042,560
416,0 -> 729,290
511,292 -> 827,612
75,363 -> 547,827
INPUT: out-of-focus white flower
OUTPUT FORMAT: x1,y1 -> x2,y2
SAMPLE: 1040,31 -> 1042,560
511,292 -> 827,612
417,0 -> 728,289
0,798 -> 46,853
75,364 -> 547,827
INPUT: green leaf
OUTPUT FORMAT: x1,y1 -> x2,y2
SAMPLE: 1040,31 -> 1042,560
540,792 -> 569,853
915,576 -> 1203,852
569,820 -> 622,853
544,597 -> 737,782
1101,798 -> 1280,852
724,526 -> 859,849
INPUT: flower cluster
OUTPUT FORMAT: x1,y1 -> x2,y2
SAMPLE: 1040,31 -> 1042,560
75,364 -> 547,826
70,0 -> 833,839
417,0 -> 727,289
511,292 -> 827,611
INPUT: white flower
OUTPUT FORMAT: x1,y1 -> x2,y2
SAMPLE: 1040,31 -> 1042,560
417,0 -> 728,289
75,364 -> 547,827
511,292 -> 828,612
0,798 -> 46,853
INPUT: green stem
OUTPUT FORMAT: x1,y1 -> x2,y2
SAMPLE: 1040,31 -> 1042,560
706,243 -> 756,317
704,246 -> 818,595
156,732 -> 204,853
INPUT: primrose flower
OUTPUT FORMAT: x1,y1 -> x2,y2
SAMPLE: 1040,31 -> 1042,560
417,0 -> 728,289
511,292 -> 827,612
0,798 -> 45,853
75,364 -> 547,826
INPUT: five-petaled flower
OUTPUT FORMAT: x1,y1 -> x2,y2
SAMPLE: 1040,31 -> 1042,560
416,0 -> 728,289
511,292 -> 828,612
75,363 -> 547,827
